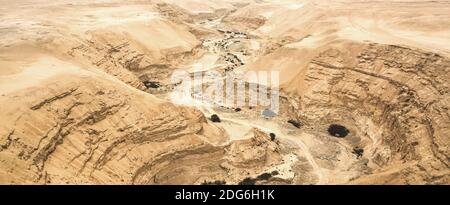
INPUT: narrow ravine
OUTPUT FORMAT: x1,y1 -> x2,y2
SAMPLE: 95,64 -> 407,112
159,16 -> 330,183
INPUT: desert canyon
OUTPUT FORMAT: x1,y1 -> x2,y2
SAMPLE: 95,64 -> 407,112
0,0 -> 449,184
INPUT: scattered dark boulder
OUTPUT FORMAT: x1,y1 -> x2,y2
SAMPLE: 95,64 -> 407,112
352,147 -> 364,158
238,171 -> 280,185
269,133 -> 276,141
235,108 -> 242,112
143,81 -> 160,89
238,177 -> 256,185
210,114 -> 221,123
288,120 -> 302,128
201,180 -> 226,185
256,173 -> 273,181
327,124 -> 349,138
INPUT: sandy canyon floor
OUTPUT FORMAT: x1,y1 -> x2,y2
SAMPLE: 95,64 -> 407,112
0,0 -> 449,184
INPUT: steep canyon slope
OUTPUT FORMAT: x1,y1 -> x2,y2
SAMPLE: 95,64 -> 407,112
0,0 -> 449,184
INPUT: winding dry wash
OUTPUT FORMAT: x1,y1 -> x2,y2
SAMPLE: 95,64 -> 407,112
0,0 -> 449,185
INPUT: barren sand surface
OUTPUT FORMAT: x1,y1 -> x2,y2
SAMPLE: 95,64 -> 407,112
0,0 -> 448,184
